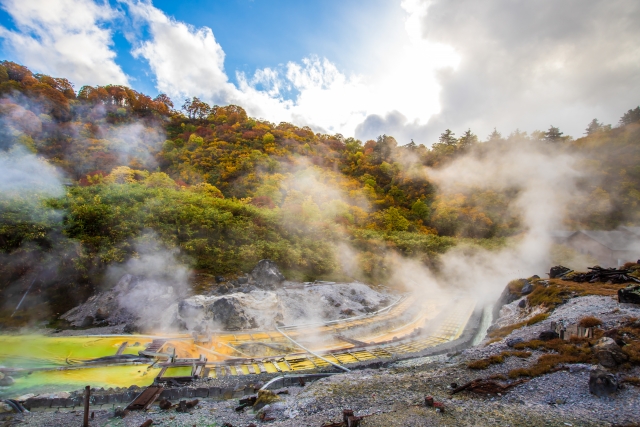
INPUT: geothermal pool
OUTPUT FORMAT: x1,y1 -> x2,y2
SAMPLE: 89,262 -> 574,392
0,296 -> 477,398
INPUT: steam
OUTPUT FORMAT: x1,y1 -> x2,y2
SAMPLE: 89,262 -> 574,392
0,147 -> 65,199
389,138 -> 586,305
106,234 -> 192,332
101,122 -> 166,170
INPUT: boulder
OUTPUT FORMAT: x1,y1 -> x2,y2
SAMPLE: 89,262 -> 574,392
592,337 -> 628,368
208,297 -> 256,330
0,401 -> 16,414
250,260 -> 285,289
618,285 -> 640,304
518,299 -> 526,308
521,281 -> 533,295
0,376 -> 14,387
589,368 -> 618,397
538,330 -> 559,341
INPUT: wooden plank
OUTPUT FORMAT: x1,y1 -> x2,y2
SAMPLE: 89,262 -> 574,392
115,342 -> 128,356
270,361 -> 282,372
126,386 -> 164,411
257,362 -> 268,374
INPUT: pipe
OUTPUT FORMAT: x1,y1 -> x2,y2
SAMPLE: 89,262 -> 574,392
275,324 -> 350,372
11,275 -> 38,317
260,373 -> 340,390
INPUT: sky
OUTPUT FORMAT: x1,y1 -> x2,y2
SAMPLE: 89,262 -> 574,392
0,0 -> 638,145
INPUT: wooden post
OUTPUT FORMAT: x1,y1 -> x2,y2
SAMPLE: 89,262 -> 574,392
83,386 -> 90,427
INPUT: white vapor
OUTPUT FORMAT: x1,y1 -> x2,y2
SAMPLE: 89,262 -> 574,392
0,0 -> 129,87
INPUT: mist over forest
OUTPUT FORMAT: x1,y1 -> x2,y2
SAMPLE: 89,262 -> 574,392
0,59 -> 639,326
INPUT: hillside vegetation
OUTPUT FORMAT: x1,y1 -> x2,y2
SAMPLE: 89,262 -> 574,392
1,60 -> 639,323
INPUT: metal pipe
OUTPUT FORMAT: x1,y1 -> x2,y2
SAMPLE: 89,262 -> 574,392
11,275 -> 38,317
260,373 -> 340,390
275,325 -> 350,372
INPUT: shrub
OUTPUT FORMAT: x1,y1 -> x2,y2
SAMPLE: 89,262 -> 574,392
578,316 -> 602,328
526,312 -> 550,326
467,351 -> 531,370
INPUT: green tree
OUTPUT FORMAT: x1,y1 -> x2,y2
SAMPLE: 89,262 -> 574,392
411,200 -> 431,221
457,129 -> 478,150
544,125 -> 563,142
619,106 -> 640,126
487,128 -> 503,142
439,129 -> 457,146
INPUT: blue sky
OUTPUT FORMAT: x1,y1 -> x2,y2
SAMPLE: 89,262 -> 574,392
1,0 -> 404,101
0,0 -> 638,143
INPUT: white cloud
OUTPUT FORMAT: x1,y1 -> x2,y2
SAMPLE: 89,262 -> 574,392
0,0 -> 128,86
125,0 -> 459,140
418,0 -> 640,140
127,0 -> 236,105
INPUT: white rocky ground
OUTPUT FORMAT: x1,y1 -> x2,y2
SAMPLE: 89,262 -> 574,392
60,278 -> 393,335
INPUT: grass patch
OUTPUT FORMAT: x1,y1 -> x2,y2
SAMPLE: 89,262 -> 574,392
578,316 -> 603,328
527,279 -> 628,309
487,321 -> 527,340
486,312 -> 549,342
507,279 -> 527,295
467,351 -> 532,370
526,313 -> 550,326
509,337 -> 597,378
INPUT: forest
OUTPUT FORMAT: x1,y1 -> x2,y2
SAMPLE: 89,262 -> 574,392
1,60 -> 639,323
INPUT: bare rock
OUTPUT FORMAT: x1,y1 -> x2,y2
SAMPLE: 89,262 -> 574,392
538,330 -> 559,341
521,281 -> 533,295
0,376 -> 14,387
589,368 -> 618,397
95,308 -> 109,321
592,337 -> 628,368
506,337 -> 524,348
250,260 -> 285,289
618,285 -> 640,304
208,297 -> 256,330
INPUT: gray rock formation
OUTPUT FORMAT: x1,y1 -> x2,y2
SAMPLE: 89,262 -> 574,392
618,285 -> 640,304
208,298 -> 257,330
589,368 -> 618,397
250,260 -> 285,289
592,337 -> 628,368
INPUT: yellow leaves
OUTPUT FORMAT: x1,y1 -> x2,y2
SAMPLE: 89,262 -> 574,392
192,182 -> 224,199
144,172 -> 177,189
105,166 -> 136,184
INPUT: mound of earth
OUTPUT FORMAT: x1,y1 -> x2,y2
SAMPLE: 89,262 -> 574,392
178,282 -> 393,331
61,260 -> 393,333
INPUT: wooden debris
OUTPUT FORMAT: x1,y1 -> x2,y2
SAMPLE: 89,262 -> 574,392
83,386 -> 90,427
115,342 -> 128,355
126,386 -> 164,411
563,266 -> 640,284
158,399 -> 172,410
451,378 -> 528,395
139,420 -> 153,427
433,402 -> 445,413
343,409 -> 354,424
176,399 -> 199,412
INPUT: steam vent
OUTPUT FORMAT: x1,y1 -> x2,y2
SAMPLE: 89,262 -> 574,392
0,260 -> 478,403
